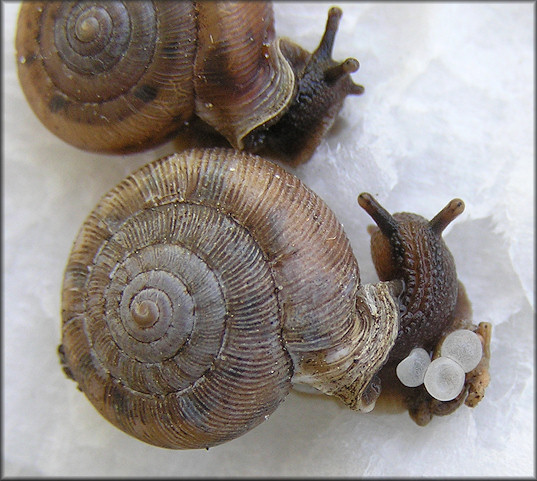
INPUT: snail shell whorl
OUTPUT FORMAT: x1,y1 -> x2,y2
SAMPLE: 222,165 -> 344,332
194,2 -> 296,150
61,148 -> 397,448
16,1 -> 296,153
17,2 -> 363,162
16,1 -> 196,152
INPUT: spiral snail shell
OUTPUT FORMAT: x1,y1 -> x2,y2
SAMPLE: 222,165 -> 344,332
15,1 -> 363,165
59,148 -> 491,449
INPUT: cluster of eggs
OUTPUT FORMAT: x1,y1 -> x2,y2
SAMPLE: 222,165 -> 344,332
397,330 -> 483,401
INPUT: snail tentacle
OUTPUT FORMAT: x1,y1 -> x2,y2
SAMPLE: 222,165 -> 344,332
57,155 -> 492,445
429,198 -> 465,235
254,7 -> 364,165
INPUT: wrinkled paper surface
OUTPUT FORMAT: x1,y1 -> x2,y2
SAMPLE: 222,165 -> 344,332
3,2 -> 534,476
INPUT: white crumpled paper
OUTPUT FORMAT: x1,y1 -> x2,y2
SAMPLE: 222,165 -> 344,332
3,2 -> 534,477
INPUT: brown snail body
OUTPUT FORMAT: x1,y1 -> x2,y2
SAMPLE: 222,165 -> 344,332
59,148 -> 491,449
15,1 -> 363,165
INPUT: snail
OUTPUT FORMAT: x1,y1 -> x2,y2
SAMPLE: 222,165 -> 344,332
58,148 -> 491,449
15,1 -> 364,165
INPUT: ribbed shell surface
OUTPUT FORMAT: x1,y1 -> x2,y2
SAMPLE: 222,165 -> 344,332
61,148 -> 360,449
16,1 -> 197,152
16,1 -> 296,154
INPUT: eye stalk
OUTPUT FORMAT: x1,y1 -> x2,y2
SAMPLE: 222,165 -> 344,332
313,7 -> 364,94
357,192 -> 400,238
429,198 -> 465,235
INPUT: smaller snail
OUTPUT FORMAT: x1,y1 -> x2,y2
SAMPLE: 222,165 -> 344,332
58,148 -> 491,449
358,193 -> 492,424
15,1 -> 363,165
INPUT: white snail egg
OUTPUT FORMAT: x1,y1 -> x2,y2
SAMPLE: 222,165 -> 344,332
396,347 -> 431,387
440,329 -> 483,373
423,357 -> 465,401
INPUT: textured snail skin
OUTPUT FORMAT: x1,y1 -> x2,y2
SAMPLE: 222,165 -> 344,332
58,148 -> 492,446
358,194 -> 492,425
360,195 -> 465,361
15,1 -> 363,164
59,148 -> 401,449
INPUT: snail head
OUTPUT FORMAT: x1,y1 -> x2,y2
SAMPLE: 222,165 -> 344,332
250,7 -> 364,165
358,193 -> 465,361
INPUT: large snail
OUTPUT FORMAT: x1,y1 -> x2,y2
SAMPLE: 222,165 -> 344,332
59,148 -> 491,449
15,1 -> 363,165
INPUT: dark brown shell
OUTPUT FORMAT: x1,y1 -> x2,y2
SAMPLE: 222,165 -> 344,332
14,2 -> 295,154
60,148 -> 398,449
16,1 -> 197,153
